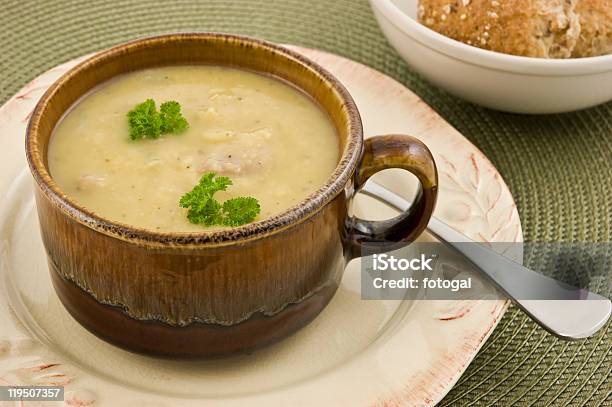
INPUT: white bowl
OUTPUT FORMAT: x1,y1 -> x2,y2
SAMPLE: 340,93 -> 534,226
370,0 -> 612,113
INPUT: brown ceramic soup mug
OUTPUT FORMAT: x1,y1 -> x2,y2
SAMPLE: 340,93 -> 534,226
26,33 -> 438,358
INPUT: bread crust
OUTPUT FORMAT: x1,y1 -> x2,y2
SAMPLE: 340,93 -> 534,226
574,0 -> 612,56
417,0 -> 610,58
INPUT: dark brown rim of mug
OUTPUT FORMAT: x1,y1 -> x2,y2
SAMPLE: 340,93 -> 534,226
25,33 -> 363,247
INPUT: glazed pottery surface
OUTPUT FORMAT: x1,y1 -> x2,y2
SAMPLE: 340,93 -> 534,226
25,34 -> 438,357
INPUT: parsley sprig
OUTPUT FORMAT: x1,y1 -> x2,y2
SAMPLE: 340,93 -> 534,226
179,172 -> 261,227
127,99 -> 189,140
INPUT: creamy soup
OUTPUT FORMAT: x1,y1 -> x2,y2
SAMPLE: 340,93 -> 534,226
49,66 -> 339,232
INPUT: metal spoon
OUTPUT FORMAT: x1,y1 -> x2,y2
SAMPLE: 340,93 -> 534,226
362,180 -> 611,340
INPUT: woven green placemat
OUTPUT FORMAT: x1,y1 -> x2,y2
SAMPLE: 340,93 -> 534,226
2,0 -> 610,405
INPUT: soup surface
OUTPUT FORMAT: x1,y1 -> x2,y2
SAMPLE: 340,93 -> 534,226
49,66 -> 339,232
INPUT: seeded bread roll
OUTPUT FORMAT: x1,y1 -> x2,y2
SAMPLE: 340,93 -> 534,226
573,0 -> 612,57
417,0 -> 611,58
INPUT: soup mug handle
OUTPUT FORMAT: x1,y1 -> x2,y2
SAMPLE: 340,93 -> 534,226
346,134 -> 438,259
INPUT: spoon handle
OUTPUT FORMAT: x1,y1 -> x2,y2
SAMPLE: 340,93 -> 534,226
361,181 -> 611,340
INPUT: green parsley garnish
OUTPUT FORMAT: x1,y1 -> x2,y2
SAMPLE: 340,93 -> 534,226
222,197 -> 261,227
127,99 -> 188,140
159,101 -> 189,134
179,172 -> 261,227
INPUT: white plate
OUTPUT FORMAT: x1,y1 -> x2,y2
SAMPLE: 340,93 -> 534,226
0,46 -> 522,406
